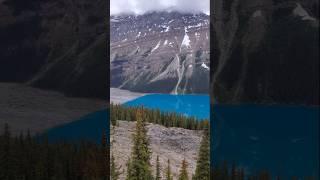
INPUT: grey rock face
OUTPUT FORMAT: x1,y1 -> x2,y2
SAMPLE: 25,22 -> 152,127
110,12 -> 210,94
0,0 -> 107,99
212,0 -> 319,105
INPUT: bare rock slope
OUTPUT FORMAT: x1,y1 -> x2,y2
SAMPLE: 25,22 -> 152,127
111,120 -> 203,179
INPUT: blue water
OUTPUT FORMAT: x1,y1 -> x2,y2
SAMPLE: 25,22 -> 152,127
42,98 -> 319,179
211,104 -> 319,178
44,109 -> 109,144
44,94 -> 209,143
124,94 -> 210,120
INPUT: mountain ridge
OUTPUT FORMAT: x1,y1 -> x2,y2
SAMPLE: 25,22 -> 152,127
110,11 -> 210,94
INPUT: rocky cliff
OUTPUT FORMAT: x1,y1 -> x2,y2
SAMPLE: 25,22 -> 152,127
212,0 -> 319,105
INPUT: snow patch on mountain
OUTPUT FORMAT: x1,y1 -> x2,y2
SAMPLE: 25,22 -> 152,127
187,23 -> 203,29
253,10 -> 262,18
136,32 -> 141,38
293,3 -> 316,21
165,26 -> 170,32
174,54 -> 185,94
151,40 -> 161,53
201,62 -> 209,70
181,27 -> 191,49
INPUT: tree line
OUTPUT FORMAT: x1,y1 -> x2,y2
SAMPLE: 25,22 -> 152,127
110,103 -> 209,130
111,109 -> 210,180
0,123 -> 109,180
211,162 -> 317,180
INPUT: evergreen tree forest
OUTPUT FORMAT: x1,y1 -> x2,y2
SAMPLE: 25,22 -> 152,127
111,103 -> 211,179
211,162 -> 317,180
0,123 -> 109,180
110,103 -> 209,130
117,111 -> 211,180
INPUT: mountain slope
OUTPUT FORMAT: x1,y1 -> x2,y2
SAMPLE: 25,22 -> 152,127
110,12 -> 210,94
212,0 -> 319,105
0,0 -> 107,99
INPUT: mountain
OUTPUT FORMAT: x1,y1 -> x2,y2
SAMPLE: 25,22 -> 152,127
212,0 -> 319,105
0,0 -> 107,99
110,12 -> 210,94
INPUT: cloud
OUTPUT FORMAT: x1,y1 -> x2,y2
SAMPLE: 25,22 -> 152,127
110,0 -> 210,15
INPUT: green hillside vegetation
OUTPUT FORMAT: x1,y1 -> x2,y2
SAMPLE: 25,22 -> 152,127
110,103 -> 209,130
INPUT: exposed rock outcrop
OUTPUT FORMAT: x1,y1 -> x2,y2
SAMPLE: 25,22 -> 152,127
212,0 -> 319,105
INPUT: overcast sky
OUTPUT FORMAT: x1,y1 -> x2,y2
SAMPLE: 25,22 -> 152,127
110,0 -> 210,15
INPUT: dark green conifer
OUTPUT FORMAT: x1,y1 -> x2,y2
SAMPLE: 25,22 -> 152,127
155,155 -> 161,180
165,159 -> 173,180
178,159 -> 189,180
126,110 -> 153,179
193,130 -> 210,180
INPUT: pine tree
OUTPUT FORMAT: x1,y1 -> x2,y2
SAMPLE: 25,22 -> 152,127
165,159 -> 173,180
258,170 -> 271,180
239,168 -> 245,180
0,123 -> 12,180
231,162 -> 237,180
155,155 -> 161,180
126,110 -> 153,180
126,158 -> 131,180
178,159 -> 189,180
102,131 -> 110,180
193,130 -> 210,180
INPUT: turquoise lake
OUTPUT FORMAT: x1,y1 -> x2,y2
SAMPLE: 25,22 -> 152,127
212,105 -> 319,178
124,94 -> 210,120
44,94 -> 209,143
43,95 -> 319,178
44,109 -> 109,144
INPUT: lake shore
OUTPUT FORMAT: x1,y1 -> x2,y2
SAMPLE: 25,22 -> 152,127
110,87 -> 147,104
0,83 -> 106,135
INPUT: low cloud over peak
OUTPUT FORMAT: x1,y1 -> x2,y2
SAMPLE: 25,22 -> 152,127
110,0 -> 210,15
